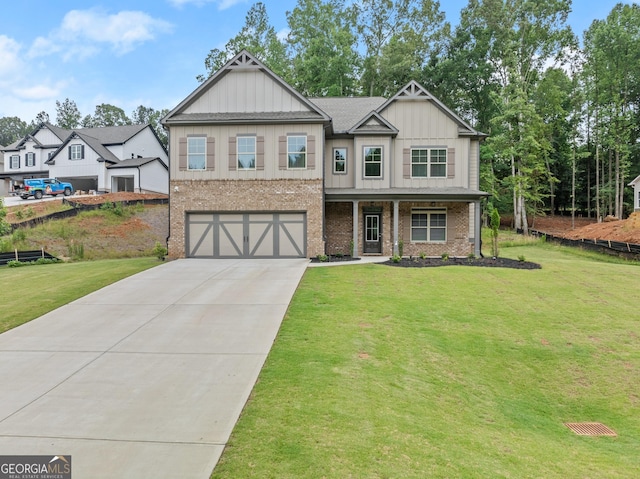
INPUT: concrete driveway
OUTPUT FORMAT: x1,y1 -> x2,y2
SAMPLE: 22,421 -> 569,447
0,258 -> 308,478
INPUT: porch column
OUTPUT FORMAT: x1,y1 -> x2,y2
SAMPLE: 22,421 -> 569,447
474,200 -> 482,257
393,200 -> 399,256
352,200 -> 359,258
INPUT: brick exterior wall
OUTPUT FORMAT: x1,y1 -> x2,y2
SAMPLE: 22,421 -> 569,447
324,200 -> 473,257
325,202 -> 353,255
168,179 -> 324,258
399,202 -> 472,257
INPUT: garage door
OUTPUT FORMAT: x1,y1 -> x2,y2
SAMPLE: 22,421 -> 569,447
186,212 -> 307,258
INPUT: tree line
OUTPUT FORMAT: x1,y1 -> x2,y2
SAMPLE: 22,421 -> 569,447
201,0 -> 640,224
3,0 -> 638,224
0,101 -> 168,148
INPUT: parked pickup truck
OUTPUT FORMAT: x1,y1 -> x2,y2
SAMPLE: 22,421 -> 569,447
19,178 -> 74,200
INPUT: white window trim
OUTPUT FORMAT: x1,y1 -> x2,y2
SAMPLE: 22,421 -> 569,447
364,146 -> 383,178
10,155 -> 19,169
70,144 -> 83,161
333,147 -> 347,174
187,136 -> 206,171
237,135 -> 257,170
25,152 -> 36,167
287,135 -> 307,169
411,147 -> 447,178
411,208 -> 447,243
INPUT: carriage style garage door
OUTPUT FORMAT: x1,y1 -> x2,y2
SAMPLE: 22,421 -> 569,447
186,212 -> 307,258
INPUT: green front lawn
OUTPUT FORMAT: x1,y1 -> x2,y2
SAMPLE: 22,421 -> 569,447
212,244 -> 640,478
0,257 -> 159,333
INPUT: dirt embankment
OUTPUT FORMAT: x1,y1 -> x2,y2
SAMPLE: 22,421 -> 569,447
531,212 -> 640,244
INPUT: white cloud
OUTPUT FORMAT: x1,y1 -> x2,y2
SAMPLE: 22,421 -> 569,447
0,35 -> 23,81
28,8 -> 173,60
276,28 -> 290,42
167,0 -> 247,10
14,84 -> 63,101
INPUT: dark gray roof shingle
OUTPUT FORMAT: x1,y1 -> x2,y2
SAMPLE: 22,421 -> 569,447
310,97 -> 386,133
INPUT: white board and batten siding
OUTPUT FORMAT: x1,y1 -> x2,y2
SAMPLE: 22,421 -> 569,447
183,70 -> 311,115
48,142 -> 107,189
106,128 -> 168,166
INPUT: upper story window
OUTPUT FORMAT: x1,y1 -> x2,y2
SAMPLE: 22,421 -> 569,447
188,137 -> 206,170
10,155 -> 19,169
25,152 -> 36,167
287,136 -> 306,169
364,147 -> 382,178
333,148 -> 346,174
411,209 -> 447,243
69,144 -> 84,160
237,136 -> 256,170
412,148 -> 446,178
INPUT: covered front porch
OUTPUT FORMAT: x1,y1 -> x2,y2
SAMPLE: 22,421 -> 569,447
324,189 -> 487,258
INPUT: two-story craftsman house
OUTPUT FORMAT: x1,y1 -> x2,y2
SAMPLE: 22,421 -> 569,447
162,50 -> 487,259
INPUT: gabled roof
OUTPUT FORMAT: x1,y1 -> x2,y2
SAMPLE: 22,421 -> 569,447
75,124 -> 147,145
46,131 -> 120,165
348,111 -> 398,136
310,97 -> 386,134
162,50 -> 330,125
44,122 -> 73,142
378,81 -> 487,138
629,175 -> 640,187
107,157 -> 168,169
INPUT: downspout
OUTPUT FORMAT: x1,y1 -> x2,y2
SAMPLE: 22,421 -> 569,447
164,128 -> 171,252
137,165 -> 141,193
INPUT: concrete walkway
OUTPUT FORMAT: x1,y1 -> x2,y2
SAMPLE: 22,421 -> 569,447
0,258 -> 308,479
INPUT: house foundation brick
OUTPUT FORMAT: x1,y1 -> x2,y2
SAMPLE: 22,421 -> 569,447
168,178 -> 324,258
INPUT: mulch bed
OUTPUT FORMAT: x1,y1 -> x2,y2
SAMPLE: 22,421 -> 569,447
310,255 -> 541,269
383,256 -> 541,269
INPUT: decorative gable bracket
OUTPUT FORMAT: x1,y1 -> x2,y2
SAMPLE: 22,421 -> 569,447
227,52 -> 262,70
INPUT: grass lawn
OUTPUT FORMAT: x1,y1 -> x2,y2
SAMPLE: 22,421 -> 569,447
0,257 -> 160,333
212,244 -> 640,478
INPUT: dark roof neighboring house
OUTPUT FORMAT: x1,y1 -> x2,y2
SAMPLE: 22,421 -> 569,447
76,124 -> 148,145
45,131 -> 121,165
107,157 -> 168,169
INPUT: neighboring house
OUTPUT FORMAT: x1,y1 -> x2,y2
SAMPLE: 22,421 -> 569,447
162,50 -> 488,259
1,123 -> 168,194
0,122 -> 69,194
46,125 -> 168,193
0,145 -> 6,197
630,175 -> 640,211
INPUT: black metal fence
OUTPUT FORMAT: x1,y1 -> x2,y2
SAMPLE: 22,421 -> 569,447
531,230 -> 640,261
0,249 -> 58,266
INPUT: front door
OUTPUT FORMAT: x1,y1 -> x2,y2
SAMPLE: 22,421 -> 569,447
363,214 -> 382,254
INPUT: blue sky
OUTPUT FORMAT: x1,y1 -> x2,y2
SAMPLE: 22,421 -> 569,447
0,0 -> 631,124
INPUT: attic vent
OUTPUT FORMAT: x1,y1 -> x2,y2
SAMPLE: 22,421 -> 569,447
229,53 -> 260,69
564,422 -> 617,437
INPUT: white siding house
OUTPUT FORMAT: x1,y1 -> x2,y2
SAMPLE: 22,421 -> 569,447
1,123 -> 168,195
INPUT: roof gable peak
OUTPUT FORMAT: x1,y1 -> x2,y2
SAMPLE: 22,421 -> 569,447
227,51 -> 262,69
396,81 -> 433,100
